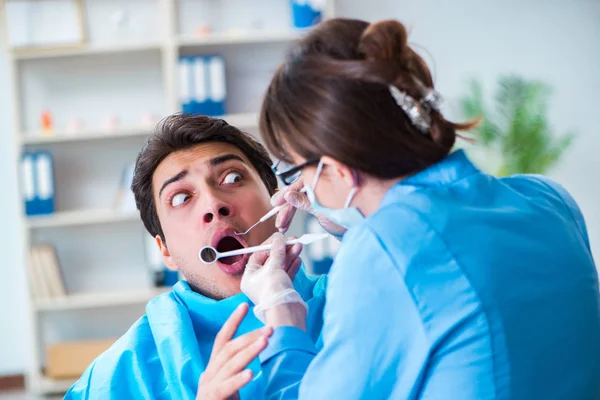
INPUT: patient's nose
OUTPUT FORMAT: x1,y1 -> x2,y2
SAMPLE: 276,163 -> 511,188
203,206 -> 231,223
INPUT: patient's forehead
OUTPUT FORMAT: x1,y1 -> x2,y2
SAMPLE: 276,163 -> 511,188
162,142 -> 249,169
152,142 -> 252,188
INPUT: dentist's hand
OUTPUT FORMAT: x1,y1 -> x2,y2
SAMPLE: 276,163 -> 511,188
241,233 -> 307,327
271,177 -> 346,238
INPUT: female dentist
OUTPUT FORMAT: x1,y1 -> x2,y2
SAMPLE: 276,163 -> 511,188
208,18 -> 600,399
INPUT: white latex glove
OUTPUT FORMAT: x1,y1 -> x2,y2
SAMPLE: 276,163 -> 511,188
241,233 -> 307,323
271,177 -> 346,238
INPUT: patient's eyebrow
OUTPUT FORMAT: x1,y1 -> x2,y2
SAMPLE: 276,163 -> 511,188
209,154 -> 246,167
159,170 -> 188,199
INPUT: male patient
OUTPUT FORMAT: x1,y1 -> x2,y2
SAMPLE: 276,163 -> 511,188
65,115 -> 327,399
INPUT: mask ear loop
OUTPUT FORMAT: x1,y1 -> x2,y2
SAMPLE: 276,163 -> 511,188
311,159 -> 324,189
344,188 -> 357,208
343,170 -> 359,208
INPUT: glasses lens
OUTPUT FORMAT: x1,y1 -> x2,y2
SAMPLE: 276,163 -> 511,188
273,161 -> 301,185
282,170 -> 302,185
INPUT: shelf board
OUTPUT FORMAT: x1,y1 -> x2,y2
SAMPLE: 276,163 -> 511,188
39,375 -> 76,394
26,209 -> 140,229
220,112 -> 259,129
19,113 -> 258,146
178,30 -> 304,48
20,125 -> 154,145
13,42 -> 162,61
35,287 -> 171,311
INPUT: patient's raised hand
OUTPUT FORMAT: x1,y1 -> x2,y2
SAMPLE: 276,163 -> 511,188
196,303 -> 272,400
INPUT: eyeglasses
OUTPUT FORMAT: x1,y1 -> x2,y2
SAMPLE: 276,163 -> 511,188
272,159 -> 320,185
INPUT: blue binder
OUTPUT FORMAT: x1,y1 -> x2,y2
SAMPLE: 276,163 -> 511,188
21,151 -> 55,216
180,55 -> 227,117
21,152 -> 37,216
205,55 -> 226,116
179,57 -> 195,115
192,56 -> 209,115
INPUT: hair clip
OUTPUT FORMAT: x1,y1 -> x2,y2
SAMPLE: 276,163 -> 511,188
421,88 -> 443,112
413,78 -> 443,111
389,85 -> 432,133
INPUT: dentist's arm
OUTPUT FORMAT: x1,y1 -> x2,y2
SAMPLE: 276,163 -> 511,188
254,227 -> 427,400
241,234 -> 311,399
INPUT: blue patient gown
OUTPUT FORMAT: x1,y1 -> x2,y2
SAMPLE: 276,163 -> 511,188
260,150 -> 600,399
65,268 -> 327,399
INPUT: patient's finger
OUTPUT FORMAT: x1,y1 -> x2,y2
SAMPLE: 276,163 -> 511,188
213,303 -> 248,355
218,336 -> 268,380
212,326 -> 272,373
216,370 -> 253,400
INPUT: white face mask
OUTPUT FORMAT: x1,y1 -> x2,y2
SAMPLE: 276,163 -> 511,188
303,160 -> 365,230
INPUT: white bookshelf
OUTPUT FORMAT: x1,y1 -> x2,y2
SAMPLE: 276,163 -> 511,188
177,30 -> 305,47
34,287 -> 170,312
4,0 -> 335,395
18,112 -> 256,145
13,42 -> 163,61
19,125 -> 154,145
26,209 -> 140,229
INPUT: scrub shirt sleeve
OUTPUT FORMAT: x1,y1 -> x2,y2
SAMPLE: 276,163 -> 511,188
527,175 -> 591,251
259,225 -> 428,400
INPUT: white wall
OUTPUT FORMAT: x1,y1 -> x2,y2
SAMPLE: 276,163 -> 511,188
336,0 -> 600,259
0,0 -> 598,375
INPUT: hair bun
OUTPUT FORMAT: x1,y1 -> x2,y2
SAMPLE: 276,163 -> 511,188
359,20 -> 409,64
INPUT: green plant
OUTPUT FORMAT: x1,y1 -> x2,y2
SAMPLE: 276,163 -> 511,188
461,75 -> 575,176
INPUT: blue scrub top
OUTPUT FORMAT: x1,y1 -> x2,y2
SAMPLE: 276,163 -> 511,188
259,150 -> 600,399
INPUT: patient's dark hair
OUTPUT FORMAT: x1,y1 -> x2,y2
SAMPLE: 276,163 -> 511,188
260,18 -> 478,177
132,114 -> 277,242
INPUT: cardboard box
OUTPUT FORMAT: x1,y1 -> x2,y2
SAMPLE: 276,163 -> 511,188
46,339 -> 115,379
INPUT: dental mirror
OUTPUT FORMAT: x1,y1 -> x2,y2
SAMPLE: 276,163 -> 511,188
198,233 -> 328,264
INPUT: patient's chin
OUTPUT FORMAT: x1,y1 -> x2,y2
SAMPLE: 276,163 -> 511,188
187,276 -> 242,300
175,260 -> 243,300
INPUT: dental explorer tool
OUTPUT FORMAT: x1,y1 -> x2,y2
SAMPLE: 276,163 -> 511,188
234,187 -> 307,236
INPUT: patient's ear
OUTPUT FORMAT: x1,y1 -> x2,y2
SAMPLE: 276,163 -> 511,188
156,235 -> 180,271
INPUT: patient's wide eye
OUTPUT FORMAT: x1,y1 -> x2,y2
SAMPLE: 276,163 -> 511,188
223,172 -> 243,184
171,193 -> 190,207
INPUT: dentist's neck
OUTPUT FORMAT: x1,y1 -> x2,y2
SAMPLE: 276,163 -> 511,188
354,176 -> 404,217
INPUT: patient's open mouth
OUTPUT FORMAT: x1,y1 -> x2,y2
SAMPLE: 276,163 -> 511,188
216,236 -> 245,265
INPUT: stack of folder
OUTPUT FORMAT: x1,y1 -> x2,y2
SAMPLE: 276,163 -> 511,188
21,151 -> 55,216
179,55 -> 227,116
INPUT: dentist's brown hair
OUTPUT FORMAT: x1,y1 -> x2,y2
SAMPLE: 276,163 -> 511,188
260,18 -> 477,177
